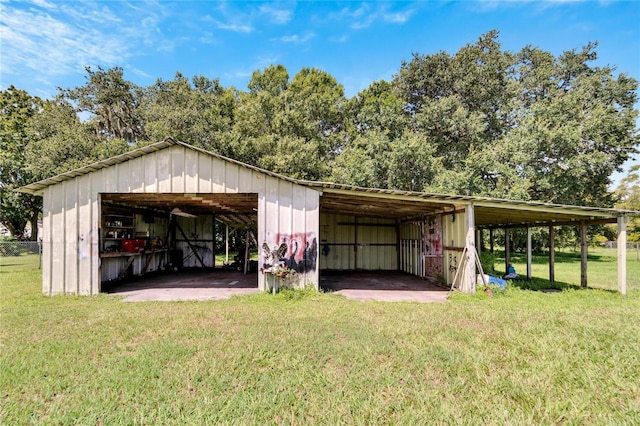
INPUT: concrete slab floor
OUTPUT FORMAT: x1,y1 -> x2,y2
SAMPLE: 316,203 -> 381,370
105,269 -> 259,302
105,269 -> 449,303
321,271 -> 450,303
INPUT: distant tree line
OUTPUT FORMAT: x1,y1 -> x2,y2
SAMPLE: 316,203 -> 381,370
1,31 -> 638,241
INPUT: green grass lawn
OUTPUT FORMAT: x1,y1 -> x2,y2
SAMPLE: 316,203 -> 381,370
2,254 -> 639,424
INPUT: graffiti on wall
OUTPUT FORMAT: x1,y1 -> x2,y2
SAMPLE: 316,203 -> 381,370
265,232 -> 318,274
421,216 -> 444,277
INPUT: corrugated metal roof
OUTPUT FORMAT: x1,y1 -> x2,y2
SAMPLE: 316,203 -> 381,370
17,138 -> 635,224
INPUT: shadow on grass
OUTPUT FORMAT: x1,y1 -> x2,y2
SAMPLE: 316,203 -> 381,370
506,276 -> 620,294
492,250 -> 611,265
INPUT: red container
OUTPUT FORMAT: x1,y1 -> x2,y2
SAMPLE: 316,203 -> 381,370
121,239 -> 146,252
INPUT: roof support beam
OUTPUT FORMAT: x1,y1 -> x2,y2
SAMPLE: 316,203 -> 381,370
618,215 -> 627,296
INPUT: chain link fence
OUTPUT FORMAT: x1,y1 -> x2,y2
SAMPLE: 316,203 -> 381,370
0,241 -> 42,257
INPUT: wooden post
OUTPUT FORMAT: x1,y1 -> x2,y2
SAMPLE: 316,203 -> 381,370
395,220 -> 401,272
548,226 -> 555,283
580,221 -> 588,288
354,217 -> 359,270
212,214 -> 216,269
465,204 -> 476,293
476,229 -> 482,255
225,224 -> 229,265
489,228 -> 494,254
526,227 -> 532,280
617,215 -> 627,295
504,228 -> 510,275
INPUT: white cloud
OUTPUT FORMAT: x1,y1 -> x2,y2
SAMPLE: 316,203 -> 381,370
278,33 -> 315,44
215,22 -> 253,33
259,4 -> 294,24
329,3 -> 415,29
0,1 -> 169,80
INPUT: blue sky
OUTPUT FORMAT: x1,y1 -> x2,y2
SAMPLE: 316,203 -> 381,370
1,0 -> 639,182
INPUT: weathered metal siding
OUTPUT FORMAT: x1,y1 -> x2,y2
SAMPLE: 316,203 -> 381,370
442,211 -> 468,285
261,177 -> 320,290
398,216 -> 444,280
40,145 -> 320,295
175,215 -> 215,268
319,213 -> 397,270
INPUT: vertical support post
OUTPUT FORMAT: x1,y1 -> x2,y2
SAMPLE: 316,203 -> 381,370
526,227 -> 532,280
354,216 -> 358,270
489,228 -> 494,254
580,221 -> 588,288
395,220 -> 401,272
476,229 -> 482,255
225,224 -> 229,265
504,227 -> 510,275
617,215 -> 627,296
212,214 -> 216,269
465,204 -> 476,293
548,226 -> 555,283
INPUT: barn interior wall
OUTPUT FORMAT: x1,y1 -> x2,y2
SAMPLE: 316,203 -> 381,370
319,213 -> 397,271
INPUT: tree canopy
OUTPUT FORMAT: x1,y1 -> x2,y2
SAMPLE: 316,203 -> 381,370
1,31 -> 638,238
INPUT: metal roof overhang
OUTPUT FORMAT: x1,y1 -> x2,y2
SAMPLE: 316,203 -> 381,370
313,186 -> 625,228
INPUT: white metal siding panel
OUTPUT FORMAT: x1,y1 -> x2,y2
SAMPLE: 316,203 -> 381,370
197,152 -> 213,193
50,182 -> 65,294
304,188 -> 319,289
278,180 -> 293,236
77,176 -> 93,295
211,157 -> 226,193
238,167 -> 253,194
185,149 -> 199,193
64,180 -> 79,294
103,165 -> 118,192
226,161 -> 239,193
157,149 -> 172,192
171,146 -> 185,193
144,152 -> 158,193
117,162 -> 130,192
42,186 -> 53,294
130,154 -> 145,193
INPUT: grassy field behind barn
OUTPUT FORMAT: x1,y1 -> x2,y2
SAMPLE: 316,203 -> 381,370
1,253 -> 639,424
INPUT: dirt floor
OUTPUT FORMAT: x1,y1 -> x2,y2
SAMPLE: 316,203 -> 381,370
105,269 -> 449,303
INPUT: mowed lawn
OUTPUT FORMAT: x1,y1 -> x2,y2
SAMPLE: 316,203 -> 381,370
1,254 -> 639,424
